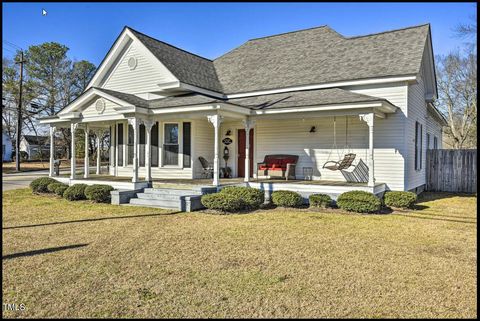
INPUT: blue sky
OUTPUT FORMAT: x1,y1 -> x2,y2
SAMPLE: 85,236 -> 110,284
2,2 -> 476,66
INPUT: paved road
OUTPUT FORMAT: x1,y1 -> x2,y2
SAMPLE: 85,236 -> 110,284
2,169 -> 70,191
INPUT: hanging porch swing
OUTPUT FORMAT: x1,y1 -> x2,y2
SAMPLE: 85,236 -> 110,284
322,116 -> 356,171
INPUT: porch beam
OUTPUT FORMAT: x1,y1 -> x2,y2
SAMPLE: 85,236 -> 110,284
207,114 -> 224,187
49,126 -> 56,177
242,119 -> 256,182
70,123 -> 78,179
144,120 -> 155,182
84,124 -> 90,178
359,113 -> 375,187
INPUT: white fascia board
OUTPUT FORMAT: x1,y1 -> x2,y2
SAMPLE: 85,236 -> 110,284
80,114 -> 127,122
251,102 -> 386,115
225,75 -> 417,99
58,112 -> 82,119
60,89 -> 133,116
179,82 -> 225,99
39,117 -> 66,125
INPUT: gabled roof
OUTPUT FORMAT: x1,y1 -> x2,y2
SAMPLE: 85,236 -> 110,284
213,24 -> 431,94
128,28 -> 224,93
93,87 -> 150,108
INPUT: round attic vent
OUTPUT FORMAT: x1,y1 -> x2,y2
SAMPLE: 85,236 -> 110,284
95,99 -> 105,114
128,57 -> 137,70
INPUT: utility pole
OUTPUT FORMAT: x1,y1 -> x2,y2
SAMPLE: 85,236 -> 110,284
15,50 -> 26,172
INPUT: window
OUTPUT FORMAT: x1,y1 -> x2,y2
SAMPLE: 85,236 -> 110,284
427,133 -> 431,150
151,122 -> 159,167
139,124 -> 146,167
415,121 -> 423,170
117,123 -> 123,166
433,136 -> 438,150
128,124 -> 134,165
183,122 -> 191,168
163,123 -> 179,165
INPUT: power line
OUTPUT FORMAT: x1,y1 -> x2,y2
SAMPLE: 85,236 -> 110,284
3,40 -> 22,50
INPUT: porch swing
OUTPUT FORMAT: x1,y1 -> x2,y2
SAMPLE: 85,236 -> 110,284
322,116 -> 356,171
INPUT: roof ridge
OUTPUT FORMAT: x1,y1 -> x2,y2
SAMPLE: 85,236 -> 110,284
126,26 -> 214,62
247,24 -> 331,42
346,23 -> 430,39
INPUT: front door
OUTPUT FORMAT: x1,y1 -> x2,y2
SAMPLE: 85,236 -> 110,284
237,128 -> 254,177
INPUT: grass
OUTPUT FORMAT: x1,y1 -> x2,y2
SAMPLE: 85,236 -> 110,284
2,189 -> 477,318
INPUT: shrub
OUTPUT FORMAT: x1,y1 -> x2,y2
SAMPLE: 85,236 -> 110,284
336,190 -> 381,213
309,194 -> 332,208
271,190 -> 304,208
84,184 -> 114,203
384,191 -> 417,209
63,184 -> 88,201
47,182 -> 66,193
201,193 -> 245,213
54,184 -> 69,197
220,186 -> 265,210
30,177 -> 59,193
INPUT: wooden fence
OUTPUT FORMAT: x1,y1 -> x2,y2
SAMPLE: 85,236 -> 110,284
426,149 -> 477,193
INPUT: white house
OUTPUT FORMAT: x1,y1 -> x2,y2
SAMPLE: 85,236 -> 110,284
2,131 -> 13,162
19,135 -> 51,160
40,24 -> 446,205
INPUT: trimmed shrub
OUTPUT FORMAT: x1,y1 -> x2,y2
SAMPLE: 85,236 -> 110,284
384,191 -> 417,209
271,190 -> 304,208
54,184 -> 69,197
84,184 -> 114,203
336,190 -> 381,213
201,193 -> 245,213
47,182 -> 66,193
220,186 -> 265,210
309,194 -> 332,208
63,184 -> 88,201
30,177 -> 59,193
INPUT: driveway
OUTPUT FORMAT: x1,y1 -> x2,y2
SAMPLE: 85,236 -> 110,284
2,170 -> 69,191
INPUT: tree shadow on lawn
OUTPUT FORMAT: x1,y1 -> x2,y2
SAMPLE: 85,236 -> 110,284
417,191 -> 476,203
3,244 -> 88,260
3,212 -> 182,230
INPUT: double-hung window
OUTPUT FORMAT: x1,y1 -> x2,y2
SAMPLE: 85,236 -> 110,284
415,121 -> 423,170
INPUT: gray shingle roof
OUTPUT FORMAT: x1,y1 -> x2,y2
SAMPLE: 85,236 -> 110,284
144,88 -> 392,110
94,87 -> 150,108
23,135 -> 49,145
213,24 -> 430,94
226,88 -> 388,110
128,28 -> 224,93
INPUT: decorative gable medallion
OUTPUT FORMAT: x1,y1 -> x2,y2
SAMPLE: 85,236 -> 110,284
128,57 -> 137,70
95,99 -> 106,114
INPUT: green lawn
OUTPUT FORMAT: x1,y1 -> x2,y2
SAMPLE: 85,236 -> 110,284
2,189 -> 477,318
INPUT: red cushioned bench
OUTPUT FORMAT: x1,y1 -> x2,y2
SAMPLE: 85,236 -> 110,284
257,154 -> 299,180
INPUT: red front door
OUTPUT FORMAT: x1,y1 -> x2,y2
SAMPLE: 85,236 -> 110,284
237,128 -> 254,177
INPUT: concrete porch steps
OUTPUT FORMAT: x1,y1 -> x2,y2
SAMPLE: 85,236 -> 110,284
124,187 -> 211,211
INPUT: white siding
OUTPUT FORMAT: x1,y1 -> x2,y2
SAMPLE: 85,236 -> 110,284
343,83 -> 408,191
426,111 -> 443,150
117,166 -> 192,179
81,98 -> 120,119
193,119 -> 214,178
102,40 -> 177,94
406,72 -> 427,191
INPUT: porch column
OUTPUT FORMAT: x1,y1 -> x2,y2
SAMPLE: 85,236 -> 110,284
49,126 -> 56,177
242,119 -> 256,182
207,114 -> 224,187
96,130 -> 102,175
84,124 -> 89,178
70,123 -> 78,179
128,118 -> 140,183
360,113 -> 375,187
144,120 -> 155,182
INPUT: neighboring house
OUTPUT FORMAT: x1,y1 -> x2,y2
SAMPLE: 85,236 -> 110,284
40,23 -> 446,196
20,135 -> 50,160
2,131 -> 13,162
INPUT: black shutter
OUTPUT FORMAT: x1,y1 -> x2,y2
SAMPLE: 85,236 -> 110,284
117,123 -> 123,167
151,122 -> 159,167
183,122 -> 191,168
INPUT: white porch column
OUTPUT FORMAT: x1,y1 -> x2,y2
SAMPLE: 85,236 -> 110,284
207,114 -> 224,187
70,123 -> 78,179
84,124 -> 89,178
128,118 -> 140,183
109,124 -> 115,176
144,120 -> 155,182
49,126 -> 56,177
96,130 -> 102,175
360,113 -> 375,187
242,119 -> 256,182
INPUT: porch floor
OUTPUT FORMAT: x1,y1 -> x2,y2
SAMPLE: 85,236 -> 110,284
59,174 -> 381,188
